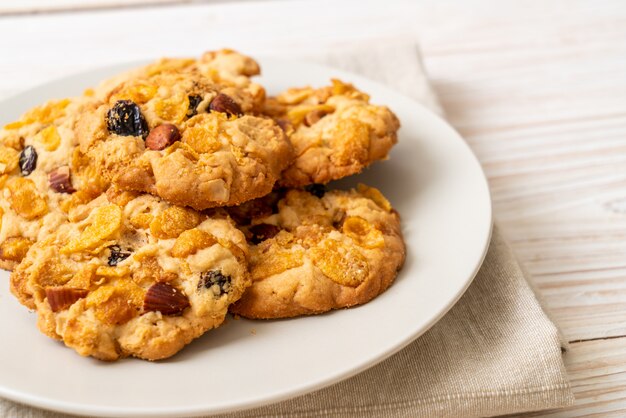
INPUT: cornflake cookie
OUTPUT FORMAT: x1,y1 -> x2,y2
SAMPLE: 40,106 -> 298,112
77,50 -> 293,210
0,95 -> 109,270
228,184 -> 405,319
10,188 -> 250,361
263,79 -> 400,187
94,49 -> 264,100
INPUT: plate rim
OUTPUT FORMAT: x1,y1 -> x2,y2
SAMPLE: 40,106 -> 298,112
0,56 -> 493,417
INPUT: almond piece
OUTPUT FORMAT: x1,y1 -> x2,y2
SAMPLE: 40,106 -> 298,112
49,166 -> 76,194
209,93 -> 243,117
143,282 -> 190,315
46,287 -> 88,312
145,123 -> 181,151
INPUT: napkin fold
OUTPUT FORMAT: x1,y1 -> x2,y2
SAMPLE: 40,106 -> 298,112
0,42 -> 574,418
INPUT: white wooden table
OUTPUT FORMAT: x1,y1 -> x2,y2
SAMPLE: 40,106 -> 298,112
1,0 -> 625,416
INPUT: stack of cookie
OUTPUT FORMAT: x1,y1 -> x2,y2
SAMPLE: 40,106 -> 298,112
0,50 -> 405,361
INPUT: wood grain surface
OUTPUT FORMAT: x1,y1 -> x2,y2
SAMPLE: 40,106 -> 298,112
0,0 -> 625,416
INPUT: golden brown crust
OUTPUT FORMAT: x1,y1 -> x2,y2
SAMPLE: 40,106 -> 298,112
0,259 -> 18,271
229,185 -> 405,319
0,96 -> 110,271
109,115 -> 291,210
264,79 -> 400,187
199,49 -> 262,84
4,50 -> 406,361
78,52 -> 293,210
11,191 -> 250,361
93,49 -> 265,106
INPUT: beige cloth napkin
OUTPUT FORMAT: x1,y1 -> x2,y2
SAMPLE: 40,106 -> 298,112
0,43 -> 574,418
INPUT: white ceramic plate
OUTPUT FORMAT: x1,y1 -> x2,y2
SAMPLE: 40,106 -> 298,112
0,58 -> 491,417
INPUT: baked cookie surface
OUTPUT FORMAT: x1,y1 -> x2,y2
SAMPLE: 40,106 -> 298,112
78,51 -> 293,210
264,79 -> 400,187
94,49 -> 264,100
228,184 -> 405,319
10,188 -> 250,360
0,95 -> 109,270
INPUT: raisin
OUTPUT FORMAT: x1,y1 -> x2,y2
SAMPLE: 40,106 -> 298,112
227,190 -> 284,225
106,100 -> 149,139
107,245 -> 132,266
249,223 -> 280,244
227,201 -> 271,225
19,145 -> 37,176
198,270 -> 232,296
304,183 -> 327,198
186,95 -> 203,118
209,94 -> 243,117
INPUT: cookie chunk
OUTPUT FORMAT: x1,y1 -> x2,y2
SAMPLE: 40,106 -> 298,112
228,184 -> 405,319
263,79 -> 400,187
78,53 -> 293,210
0,95 -> 109,270
94,49 -> 264,102
10,189 -> 250,361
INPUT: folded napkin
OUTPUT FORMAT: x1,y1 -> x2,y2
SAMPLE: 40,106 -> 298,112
0,43 -> 574,418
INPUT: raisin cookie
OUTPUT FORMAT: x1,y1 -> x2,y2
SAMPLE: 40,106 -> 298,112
263,79 -> 400,187
77,57 -> 293,210
0,96 -> 109,270
228,184 -> 405,319
10,188 -> 250,361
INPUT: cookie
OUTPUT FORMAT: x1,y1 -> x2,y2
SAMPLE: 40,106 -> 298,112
0,95 -> 109,270
227,184 -> 405,319
77,52 -> 293,210
10,188 -> 250,361
263,79 -> 400,187
94,49 -> 264,101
